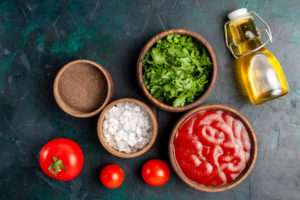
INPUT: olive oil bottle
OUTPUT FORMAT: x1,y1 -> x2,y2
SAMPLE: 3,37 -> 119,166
224,8 -> 289,105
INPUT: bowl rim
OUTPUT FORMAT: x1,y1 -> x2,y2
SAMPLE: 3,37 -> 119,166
168,104 -> 258,192
137,29 -> 217,113
53,59 -> 114,118
97,98 -> 158,158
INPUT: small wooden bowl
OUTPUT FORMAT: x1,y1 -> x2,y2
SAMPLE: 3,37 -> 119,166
53,60 -> 113,118
137,29 -> 217,112
169,104 -> 257,192
97,98 -> 158,158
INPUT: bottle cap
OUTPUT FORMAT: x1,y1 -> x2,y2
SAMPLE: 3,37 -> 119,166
228,8 -> 249,21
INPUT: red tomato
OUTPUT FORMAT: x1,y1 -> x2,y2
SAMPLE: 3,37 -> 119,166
39,138 -> 84,181
142,159 -> 170,186
100,164 -> 124,189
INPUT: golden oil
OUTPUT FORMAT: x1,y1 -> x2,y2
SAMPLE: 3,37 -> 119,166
234,47 -> 289,105
225,8 -> 289,105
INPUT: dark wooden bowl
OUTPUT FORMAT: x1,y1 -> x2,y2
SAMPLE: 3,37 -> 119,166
137,29 -> 217,112
169,104 -> 257,192
97,98 -> 158,158
53,60 -> 114,118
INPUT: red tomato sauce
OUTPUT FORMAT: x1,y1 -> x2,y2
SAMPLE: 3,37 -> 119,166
174,109 -> 251,186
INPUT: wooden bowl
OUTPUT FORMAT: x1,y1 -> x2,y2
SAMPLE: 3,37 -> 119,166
137,29 -> 217,112
169,104 -> 257,192
97,98 -> 158,158
53,60 -> 113,118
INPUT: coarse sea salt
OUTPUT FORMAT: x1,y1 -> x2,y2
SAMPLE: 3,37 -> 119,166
103,101 -> 153,153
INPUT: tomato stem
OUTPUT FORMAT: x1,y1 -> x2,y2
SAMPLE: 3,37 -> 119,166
48,157 -> 66,176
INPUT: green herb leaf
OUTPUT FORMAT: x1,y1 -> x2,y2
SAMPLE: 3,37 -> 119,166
142,34 -> 212,107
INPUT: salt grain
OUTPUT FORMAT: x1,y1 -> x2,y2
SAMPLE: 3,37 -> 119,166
103,101 -> 154,153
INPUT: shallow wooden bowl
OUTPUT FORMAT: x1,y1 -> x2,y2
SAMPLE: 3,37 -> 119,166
53,60 -> 113,118
169,104 -> 257,192
137,29 -> 217,112
97,98 -> 158,158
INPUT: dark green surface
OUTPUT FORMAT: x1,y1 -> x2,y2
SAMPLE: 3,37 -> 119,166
0,0 -> 300,199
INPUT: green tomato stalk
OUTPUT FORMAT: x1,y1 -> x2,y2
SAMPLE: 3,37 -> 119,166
48,157 -> 66,175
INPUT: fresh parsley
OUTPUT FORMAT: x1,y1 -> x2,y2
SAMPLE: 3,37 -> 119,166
142,34 -> 212,107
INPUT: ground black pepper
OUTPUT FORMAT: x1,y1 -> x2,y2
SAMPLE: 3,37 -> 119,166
58,63 -> 108,113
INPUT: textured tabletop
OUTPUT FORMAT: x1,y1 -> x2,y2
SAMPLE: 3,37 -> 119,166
0,0 -> 299,199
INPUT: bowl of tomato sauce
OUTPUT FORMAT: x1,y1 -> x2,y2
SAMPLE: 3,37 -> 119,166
169,104 -> 257,192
